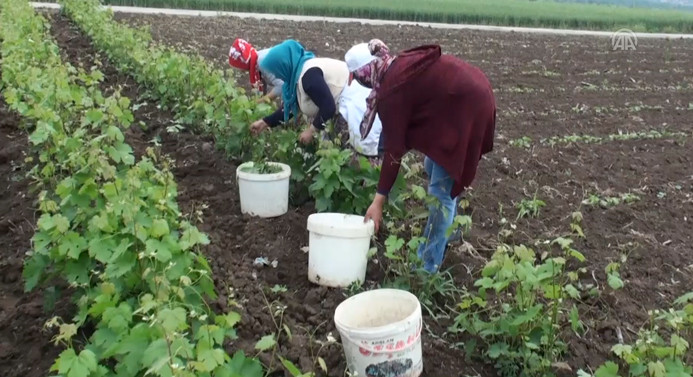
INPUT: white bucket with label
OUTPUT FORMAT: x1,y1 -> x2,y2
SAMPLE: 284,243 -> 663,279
236,162 -> 291,218
306,213 -> 374,288
334,289 -> 423,377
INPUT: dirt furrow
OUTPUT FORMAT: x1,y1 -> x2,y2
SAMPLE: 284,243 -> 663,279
0,72 -> 71,377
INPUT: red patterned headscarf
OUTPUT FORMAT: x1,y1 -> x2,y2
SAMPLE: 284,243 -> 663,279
352,39 -> 395,139
229,38 -> 262,90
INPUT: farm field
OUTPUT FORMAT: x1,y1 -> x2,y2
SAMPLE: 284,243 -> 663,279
1,2 -> 692,377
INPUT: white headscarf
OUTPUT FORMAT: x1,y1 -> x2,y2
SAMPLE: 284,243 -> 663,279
338,43 -> 383,157
345,43 -> 375,72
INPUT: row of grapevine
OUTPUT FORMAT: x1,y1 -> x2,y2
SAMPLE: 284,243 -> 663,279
58,0 -> 275,160
58,0 -> 411,216
0,1 -> 263,375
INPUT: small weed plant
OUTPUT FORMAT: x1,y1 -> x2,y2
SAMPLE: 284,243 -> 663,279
542,129 -> 687,147
583,192 -> 641,208
571,211 -> 585,238
605,254 -> 627,290
510,136 -> 532,149
516,195 -> 547,220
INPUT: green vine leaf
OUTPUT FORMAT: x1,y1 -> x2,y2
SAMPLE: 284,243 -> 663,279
254,334 -> 276,352
594,362 -> 620,377
150,219 -> 170,238
51,349 -> 98,377
158,307 -> 188,333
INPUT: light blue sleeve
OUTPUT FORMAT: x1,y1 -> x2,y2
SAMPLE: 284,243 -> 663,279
269,76 -> 283,96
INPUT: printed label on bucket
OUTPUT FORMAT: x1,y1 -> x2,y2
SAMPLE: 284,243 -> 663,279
358,320 -> 422,353
358,341 -> 416,357
358,333 -> 418,353
361,357 -> 423,377
347,338 -> 423,377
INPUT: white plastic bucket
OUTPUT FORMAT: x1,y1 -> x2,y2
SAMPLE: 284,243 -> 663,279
334,289 -> 424,377
306,213 -> 374,287
236,162 -> 291,218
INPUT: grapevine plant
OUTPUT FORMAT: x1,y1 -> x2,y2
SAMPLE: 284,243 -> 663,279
0,1 -> 262,375
59,0 -> 413,217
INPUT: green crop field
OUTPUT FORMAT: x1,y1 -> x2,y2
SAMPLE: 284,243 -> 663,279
97,0 -> 693,33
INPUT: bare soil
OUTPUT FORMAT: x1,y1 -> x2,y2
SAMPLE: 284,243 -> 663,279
0,73 -> 71,377
0,10 -> 691,377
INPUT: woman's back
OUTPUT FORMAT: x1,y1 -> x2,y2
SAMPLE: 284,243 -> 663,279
377,45 -> 495,195
297,58 -> 349,117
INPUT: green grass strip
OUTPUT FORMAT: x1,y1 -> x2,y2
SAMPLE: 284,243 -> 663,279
90,0 -> 693,33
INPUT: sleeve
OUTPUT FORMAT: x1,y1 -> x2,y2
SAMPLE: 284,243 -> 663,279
270,77 -> 284,97
270,84 -> 282,97
262,69 -> 283,97
301,67 -> 336,130
375,97 -> 411,196
263,107 -> 293,128
377,132 -> 385,158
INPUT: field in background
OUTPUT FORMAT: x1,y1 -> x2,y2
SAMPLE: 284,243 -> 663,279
81,0 -> 693,32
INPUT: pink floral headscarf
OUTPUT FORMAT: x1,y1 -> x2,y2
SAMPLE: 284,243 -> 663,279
352,39 -> 395,139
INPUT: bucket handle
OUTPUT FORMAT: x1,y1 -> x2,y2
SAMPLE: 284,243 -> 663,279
339,316 -> 423,354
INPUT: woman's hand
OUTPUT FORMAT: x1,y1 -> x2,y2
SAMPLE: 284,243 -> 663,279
298,126 -> 316,145
364,193 -> 387,233
250,119 -> 269,135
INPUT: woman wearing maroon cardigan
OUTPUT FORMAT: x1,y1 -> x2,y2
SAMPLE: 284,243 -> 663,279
355,40 -> 496,273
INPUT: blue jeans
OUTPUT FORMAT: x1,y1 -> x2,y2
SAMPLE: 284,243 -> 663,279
417,157 -> 459,273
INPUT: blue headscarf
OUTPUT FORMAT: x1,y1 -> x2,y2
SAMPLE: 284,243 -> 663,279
259,40 -> 315,123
